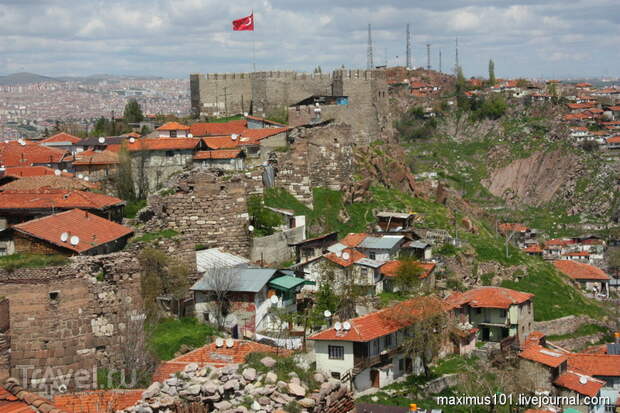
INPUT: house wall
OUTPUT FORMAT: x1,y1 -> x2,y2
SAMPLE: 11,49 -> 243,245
73,164 -> 117,181
13,232 -> 68,256
0,252 -> 144,393
519,359 -> 556,392
194,157 -> 244,171
250,225 -> 306,265
257,132 -> 288,159
515,301 -> 534,344
130,149 -> 195,194
314,340 -> 354,379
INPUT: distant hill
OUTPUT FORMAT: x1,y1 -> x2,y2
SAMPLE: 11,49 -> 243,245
0,72 -> 60,85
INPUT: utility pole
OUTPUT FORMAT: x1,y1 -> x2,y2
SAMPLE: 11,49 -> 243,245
385,47 -> 388,67
406,23 -> 411,69
426,44 -> 431,71
439,49 -> 442,73
455,37 -> 460,72
367,24 -> 374,70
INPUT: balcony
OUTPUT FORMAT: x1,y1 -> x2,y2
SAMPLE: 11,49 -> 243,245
353,346 -> 402,373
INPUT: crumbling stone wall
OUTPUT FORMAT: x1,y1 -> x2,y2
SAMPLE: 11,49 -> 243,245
0,298 -> 9,382
274,123 -> 356,205
0,252 -> 144,393
145,172 -> 251,257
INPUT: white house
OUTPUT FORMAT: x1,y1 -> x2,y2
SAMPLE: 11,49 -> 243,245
156,121 -> 191,138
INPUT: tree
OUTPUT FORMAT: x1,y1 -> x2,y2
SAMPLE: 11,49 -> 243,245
488,59 -> 496,86
394,259 -> 424,293
200,266 -> 240,330
248,195 -> 282,236
116,143 -> 136,201
455,66 -> 469,110
124,98 -> 144,123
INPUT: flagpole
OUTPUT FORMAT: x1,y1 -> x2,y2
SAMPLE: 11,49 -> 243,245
252,11 -> 256,72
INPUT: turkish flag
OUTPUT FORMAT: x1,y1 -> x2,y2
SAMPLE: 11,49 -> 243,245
232,13 -> 254,31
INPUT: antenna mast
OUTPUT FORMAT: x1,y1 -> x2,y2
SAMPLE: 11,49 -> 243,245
455,37 -> 460,72
426,43 -> 431,71
367,24 -> 374,70
406,23 -> 411,69
439,49 -> 442,73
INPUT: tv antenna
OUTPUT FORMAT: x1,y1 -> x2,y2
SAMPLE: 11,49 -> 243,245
426,44 -> 431,70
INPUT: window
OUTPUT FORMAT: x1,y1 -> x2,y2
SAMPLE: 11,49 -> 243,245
331,372 -> 341,379
166,150 -> 174,157
398,359 -> 404,371
476,308 -> 482,314
328,345 -> 344,360
49,291 -> 60,303
169,130 -> 177,138
369,252 -> 376,260
500,310 -> 507,318
384,334 -> 392,347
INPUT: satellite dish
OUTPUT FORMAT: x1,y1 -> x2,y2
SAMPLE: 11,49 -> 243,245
579,376 -> 588,385
334,322 -> 342,331
188,133 -> 193,138
77,174 -> 83,179
70,235 -> 80,246
18,138 -> 26,146
343,321 -> 351,330
129,137 -> 136,143
98,137 -> 105,144
243,112 -> 248,116
54,169 -> 61,176
342,252 -> 350,260
315,102 -> 320,107
225,338 -> 234,348
314,108 -> 321,113
60,232 -> 69,242
231,134 -> 238,141
336,251 -> 342,258
248,225 -> 254,232
323,310 -> 331,318
62,169 -> 68,173
215,338 -> 224,348
270,294 -> 279,305
84,176 -> 89,182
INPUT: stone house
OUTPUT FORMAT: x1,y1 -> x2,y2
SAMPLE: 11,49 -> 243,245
0,140 -> 71,170
40,132 -> 83,155
193,149 -> 245,170
156,121 -> 191,138
553,260 -> 610,296
379,260 -> 436,293
295,248 -> 371,294
10,209 -> 133,256
499,223 -> 537,248
290,232 -> 338,264
374,211 -> 415,233
308,296 -> 451,391
445,287 -> 534,345
72,150 -> 119,181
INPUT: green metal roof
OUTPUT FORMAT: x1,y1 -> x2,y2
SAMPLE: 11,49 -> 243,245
268,275 -> 306,291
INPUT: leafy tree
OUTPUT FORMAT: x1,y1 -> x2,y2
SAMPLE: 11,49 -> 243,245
124,98 -> 144,123
116,143 -> 136,201
248,195 -> 282,236
455,66 -> 469,110
476,94 -> 507,120
488,59 -> 496,86
394,258 -> 424,293
140,125 -> 151,136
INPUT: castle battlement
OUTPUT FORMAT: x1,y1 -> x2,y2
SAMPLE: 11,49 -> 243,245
192,69 -> 387,82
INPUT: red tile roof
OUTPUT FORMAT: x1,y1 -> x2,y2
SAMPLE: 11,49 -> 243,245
575,82 -> 592,87
152,340 -> 285,383
567,103 -> 594,110
567,353 -> 620,377
53,390 -> 143,413
156,121 -> 190,131
340,233 -> 368,248
445,287 -> 534,309
522,244 -> 543,253
308,296 -> 447,342
193,150 -> 242,160
570,126 -> 588,131
324,248 -> 366,267
0,385 -> 33,413
0,189 -> 124,210
125,138 -> 200,151
13,209 -> 133,253
121,132 -> 142,138
607,136 -> 620,143
0,176 -> 97,192
553,260 -> 610,281
189,120 -> 247,137
498,223 -> 529,233
553,370 -> 604,397
1,381 -> 67,413
380,260 -> 436,279
4,166 -> 73,178
519,345 -> 568,367
73,150 -> 119,166
545,238 -> 574,247
0,141 -> 70,167
561,251 -> 590,257
202,136 -> 240,149
239,127 -> 289,144
42,132 -> 82,144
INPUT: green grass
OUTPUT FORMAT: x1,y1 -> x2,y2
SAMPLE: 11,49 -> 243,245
148,317 -> 219,361
378,291 -> 410,307
124,199 -> 147,219
132,229 -> 179,243
244,352 -> 319,391
432,354 -> 478,376
547,323 -> 611,341
501,260 -> 607,321
203,114 -> 244,123
0,253 -> 68,271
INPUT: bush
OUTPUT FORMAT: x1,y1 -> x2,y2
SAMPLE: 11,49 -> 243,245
124,199 -> 147,219
248,195 -> 283,237
148,318 -> 218,360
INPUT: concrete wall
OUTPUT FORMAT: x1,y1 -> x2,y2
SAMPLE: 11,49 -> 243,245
314,340 -> 354,379
131,149 -> 194,194
250,225 -> 305,264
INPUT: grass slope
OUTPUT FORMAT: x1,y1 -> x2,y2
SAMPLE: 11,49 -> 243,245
148,317 -> 218,360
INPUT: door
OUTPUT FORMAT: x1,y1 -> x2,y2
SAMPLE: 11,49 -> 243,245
370,369 -> 380,388
482,327 -> 490,341
232,325 -> 239,339
405,358 -> 413,373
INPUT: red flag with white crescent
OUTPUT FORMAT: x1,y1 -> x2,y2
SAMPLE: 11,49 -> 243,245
232,13 -> 254,31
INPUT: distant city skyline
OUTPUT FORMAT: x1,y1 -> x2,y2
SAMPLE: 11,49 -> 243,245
0,0 -> 618,79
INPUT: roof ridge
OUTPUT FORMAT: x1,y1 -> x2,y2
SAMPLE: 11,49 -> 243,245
3,378 -> 68,413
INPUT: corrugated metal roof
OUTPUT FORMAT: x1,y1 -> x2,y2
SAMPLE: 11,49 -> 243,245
327,242 -> 347,254
196,248 -> 250,272
358,235 -> 404,250
376,212 -> 413,219
407,240 -> 430,249
355,258 -> 386,268
191,268 -> 278,293
268,275 -> 306,291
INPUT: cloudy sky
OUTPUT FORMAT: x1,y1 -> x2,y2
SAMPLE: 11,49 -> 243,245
0,0 -> 618,79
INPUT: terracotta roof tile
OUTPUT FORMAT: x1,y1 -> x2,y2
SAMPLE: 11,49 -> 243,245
4,166 -> 73,178
0,189 -> 123,210
324,248 -> 366,267
189,120 -> 247,137
553,370 -> 604,397
152,340 -> 285,383
193,150 -> 242,160
1,381 -> 67,413
156,121 -> 190,131
567,353 -> 620,377
201,136 -> 240,149
126,138 -> 200,151
380,260 -> 436,279
53,390 -> 143,413
553,260 -> 610,281
13,209 -> 133,254
445,287 -> 534,309
0,141 -> 70,167
519,345 -> 568,367
340,233 -> 368,248
0,176 -> 97,192
561,251 -> 590,257
522,244 -> 543,253
544,238 -> 574,247
73,150 -> 119,166
309,296 -> 447,342
239,127 -> 289,144
41,132 -> 82,144
607,136 -> 620,143
499,223 -> 529,233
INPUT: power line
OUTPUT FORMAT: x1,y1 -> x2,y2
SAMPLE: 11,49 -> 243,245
367,24 -> 374,70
